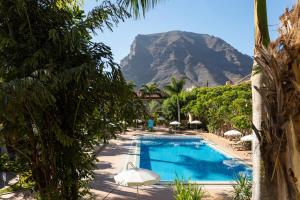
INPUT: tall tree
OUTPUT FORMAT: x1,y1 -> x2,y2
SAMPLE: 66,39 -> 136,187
121,81 -> 147,125
0,0 -> 137,199
254,3 -> 300,199
120,0 -> 162,18
140,82 -> 160,98
252,0 -> 270,199
147,100 -> 161,117
164,77 -> 185,122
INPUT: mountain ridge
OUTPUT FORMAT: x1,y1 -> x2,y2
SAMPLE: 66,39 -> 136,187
121,31 -> 252,88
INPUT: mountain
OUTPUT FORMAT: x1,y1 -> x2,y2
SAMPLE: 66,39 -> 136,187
120,31 -> 252,89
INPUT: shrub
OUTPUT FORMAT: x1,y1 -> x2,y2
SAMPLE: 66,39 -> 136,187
0,1 -> 136,199
181,83 -> 252,133
232,173 -> 252,200
173,178 -> 206,200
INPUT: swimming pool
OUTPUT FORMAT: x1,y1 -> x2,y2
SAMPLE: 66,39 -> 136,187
137,136 -> 252,183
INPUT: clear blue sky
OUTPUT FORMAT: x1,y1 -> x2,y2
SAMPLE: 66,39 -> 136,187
84,0 -> 295,63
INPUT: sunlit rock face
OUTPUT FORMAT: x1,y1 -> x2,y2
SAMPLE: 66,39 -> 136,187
121,31 -> 252,88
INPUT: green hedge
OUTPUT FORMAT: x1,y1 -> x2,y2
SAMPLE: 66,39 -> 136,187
182,83 -> 252,133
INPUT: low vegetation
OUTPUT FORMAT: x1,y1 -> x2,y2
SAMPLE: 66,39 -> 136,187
0,0 -> 142,199
232,174 -> 252,200
173,178 -> 206,200
162,83 -> 252,134
0,173 -> 34,195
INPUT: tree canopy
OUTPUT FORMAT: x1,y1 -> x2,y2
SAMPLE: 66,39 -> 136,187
164,77 -> 185,121
140,82 -> 160,97
164,77 -> 185,96
0,0 -> 141,199
184,84 -> 252,133
162,83 -> 252,133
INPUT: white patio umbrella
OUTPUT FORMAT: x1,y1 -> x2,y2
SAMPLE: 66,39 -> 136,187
114,162 -> 160,199
169,121 -> 181,133
108,122 -> 116,127
190,120 -> 201,125
190,120 -> 202,131
224,130 -> 242,137
157,116 -> 165,121
134,119 -> 143,124
169,121 -> 181,126
241,134 -> 254,142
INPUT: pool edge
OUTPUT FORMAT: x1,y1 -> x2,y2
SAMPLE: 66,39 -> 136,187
132,134 -> 252,185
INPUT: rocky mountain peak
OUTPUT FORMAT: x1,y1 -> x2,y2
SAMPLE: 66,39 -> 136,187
121,31 -> 252,88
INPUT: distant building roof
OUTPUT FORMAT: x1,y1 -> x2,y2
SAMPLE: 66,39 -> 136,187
234,74 -> 251,85
136,91 -> 167,100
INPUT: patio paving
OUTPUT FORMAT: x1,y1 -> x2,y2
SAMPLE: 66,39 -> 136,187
90,129 -> 242,200
0,128 -> 249,199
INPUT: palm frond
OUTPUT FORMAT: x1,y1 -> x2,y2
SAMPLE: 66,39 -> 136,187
164,77 -> 185,95
85,1 -> 130,33
119,0 -> 163,18
253,3 -> 300,198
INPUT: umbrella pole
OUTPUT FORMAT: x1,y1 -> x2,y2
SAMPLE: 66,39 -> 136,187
137,186 -> 139,200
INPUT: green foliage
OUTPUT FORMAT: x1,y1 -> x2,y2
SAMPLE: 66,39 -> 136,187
232,173 -> 252,200
120,0 -> 162,18
181,84 -> 252,133
0,0 -> 140,199
139,82 -> 162,119
0,153 -> 28,173
162,95 -> 181,120
164,77 -> 185,96
173,178 -> 206,200
231,115 -> 251,131
162,83 -> 251,132
140,82 -> 160,97
164,77 -> 185,121
116,81 -> 147,128
147,100 -> 161,117
0,172 -> 35,195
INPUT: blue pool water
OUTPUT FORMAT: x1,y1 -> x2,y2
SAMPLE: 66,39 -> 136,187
138,136 -> 252,182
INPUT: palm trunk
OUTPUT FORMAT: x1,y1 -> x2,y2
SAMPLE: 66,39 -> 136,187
176,96 -> 180,122
252,0 -> 270,199
284,116 -> 300,199
259,116 -> 300,200
251,64 -> 263,200
257,3 -> 300,199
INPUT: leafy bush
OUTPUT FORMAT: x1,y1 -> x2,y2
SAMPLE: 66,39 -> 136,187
0,1 -> 138,199
162,96 -> 178,120
232,174 -> 252,200
0,172 -> 34,195
181,83 -> 252,133
173,178 -> 206,200
231,115 -> 251,131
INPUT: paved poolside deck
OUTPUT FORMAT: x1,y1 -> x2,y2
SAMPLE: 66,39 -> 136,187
0,128 -> 251,199
90,128 -> 252,200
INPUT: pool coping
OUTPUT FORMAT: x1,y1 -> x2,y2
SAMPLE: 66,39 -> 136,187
129,134 -> 252,185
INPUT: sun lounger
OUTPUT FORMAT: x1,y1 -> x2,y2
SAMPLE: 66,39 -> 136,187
229,141 -> 245,150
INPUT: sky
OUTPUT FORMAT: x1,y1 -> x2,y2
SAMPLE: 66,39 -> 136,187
84,0 -> 296,63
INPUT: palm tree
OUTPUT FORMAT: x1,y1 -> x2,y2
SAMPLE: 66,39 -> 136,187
253,4 -> 300,200
140,82 -> 160,98
164,77 -> 185,122
127,80 -> 137,92
120,0 -> 162,18
252,0 -> 270,199
0,0 -> 135,198
147,100 -> 161,117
